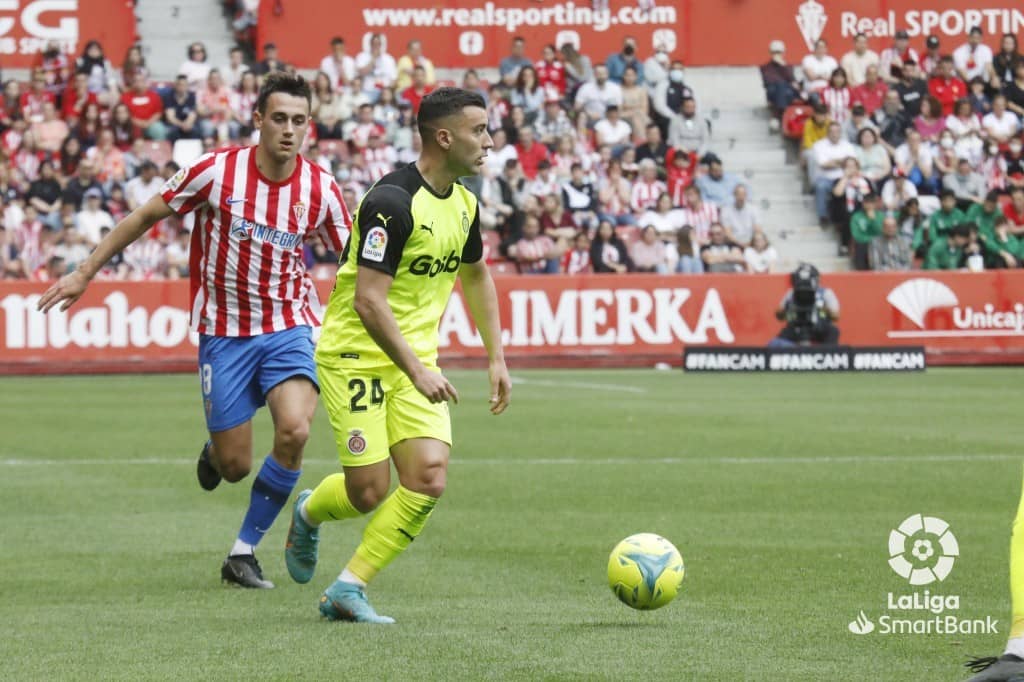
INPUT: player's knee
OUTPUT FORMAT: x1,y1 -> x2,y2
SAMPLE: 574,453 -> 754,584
350,485 -> 387,514
219,459 -> 251,483
275,420 -> 310,453
403,465 -> 447,499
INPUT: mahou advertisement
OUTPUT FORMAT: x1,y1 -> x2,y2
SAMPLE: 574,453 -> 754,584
1,271 -> 1022,374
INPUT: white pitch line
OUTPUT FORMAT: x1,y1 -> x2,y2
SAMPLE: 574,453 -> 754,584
510,376 -> 648,394
0,454 -> 1017,466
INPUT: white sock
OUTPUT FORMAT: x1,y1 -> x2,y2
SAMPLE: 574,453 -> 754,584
338,568 -> 366,588
230,538 -> 255,556
299,500 -> 320,528
1005,636 -> 1024,658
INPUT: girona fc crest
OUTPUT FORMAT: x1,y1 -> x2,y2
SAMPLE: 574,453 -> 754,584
796,0 -> 828,52
292,201 -> 307,223
347,429 -> 367,455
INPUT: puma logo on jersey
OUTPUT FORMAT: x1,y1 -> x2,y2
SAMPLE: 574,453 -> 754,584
376,213 -> 392,228
419,224 -> 434,236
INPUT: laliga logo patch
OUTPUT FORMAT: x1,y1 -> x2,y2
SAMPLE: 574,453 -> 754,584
347,429 -> 367,455
362,226 -> 388,262
164,167 -> 188,192
292,201 -> 306,223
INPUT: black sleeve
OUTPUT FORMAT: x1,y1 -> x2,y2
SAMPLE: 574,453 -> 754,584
355,184 -> 414,277
461,205 -> 483,264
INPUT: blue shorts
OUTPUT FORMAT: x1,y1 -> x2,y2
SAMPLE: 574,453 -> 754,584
198,325 -> 319,433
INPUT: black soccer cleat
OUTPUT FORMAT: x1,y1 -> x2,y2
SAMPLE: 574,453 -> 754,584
965,654 -> 1024,681
221,554 -> 275,589
196,441 -> 221,491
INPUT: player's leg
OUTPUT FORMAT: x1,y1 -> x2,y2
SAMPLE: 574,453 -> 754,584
199,422 -> 254,489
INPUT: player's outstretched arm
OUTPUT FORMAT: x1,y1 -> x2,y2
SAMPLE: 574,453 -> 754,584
353,265 -> 460,404
459,260 -> 510,415
37,194 -> 174,312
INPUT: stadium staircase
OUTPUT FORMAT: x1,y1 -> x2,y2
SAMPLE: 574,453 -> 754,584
686,67 -> 849,272
134,0 -> 236,81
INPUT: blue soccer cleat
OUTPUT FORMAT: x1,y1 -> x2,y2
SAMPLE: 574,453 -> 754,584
318,580 -> 395,624
285,489 -> 319,584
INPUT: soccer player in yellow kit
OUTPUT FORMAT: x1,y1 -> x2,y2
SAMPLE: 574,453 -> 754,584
284,88 -> 511,623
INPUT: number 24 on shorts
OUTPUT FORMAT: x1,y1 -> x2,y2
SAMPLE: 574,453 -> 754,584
349,378 -> 384,412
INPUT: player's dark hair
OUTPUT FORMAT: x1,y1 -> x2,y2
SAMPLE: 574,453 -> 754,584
255,71 -> 311,115
416,87 -> 486,139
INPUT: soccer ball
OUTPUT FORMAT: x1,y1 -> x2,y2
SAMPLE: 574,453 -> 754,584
607,533 -> 685,610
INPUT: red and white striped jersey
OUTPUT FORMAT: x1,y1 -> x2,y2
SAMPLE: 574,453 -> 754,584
630,179 -> 667,213
679,201 -> 719,243
161,145 -> 351,337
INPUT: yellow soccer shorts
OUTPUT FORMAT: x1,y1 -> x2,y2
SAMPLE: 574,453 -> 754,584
317,360 -> 452,467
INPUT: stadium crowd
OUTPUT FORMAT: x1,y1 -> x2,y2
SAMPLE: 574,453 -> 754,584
0,30 -> 782,281
765,28 -> 1024,271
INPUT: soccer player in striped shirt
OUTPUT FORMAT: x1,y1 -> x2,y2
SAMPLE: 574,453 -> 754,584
37,72 -> 351,589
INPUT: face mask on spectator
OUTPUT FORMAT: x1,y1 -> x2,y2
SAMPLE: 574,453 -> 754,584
1011,143 -> 1023,154
988,145 -> 1000,155
670,69 -> 684,83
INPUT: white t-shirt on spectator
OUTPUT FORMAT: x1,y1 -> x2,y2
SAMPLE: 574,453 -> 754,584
125,175 -> 164,209
639,208 -> 686,238
485,144 -> 518,176
894,143 -> 935,176
356,51 -> 398,91
221,62 -> 250,90
75,208 -> 115,245
178,59 -> 212,91
594,118 -> 632,146
840,50 -> 880,87
801,54 -> 839,91
744,245 -> 777,273
574,80 -> 623,120
529,174 -> 561,198
953,42 -> 993,82
945,114 -> 981,139
320,54 -> 357,90
880,177 -> 918,211
812,138 -> 857,180
982,111 -> 1021,140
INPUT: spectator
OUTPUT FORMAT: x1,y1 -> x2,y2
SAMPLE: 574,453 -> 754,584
62,160 -> 102,210
848,191 -> 884,268
74,188 -> 114,245
619,66 -> 648,139
31,102 -> 68,154
869,215 -> 912,270
61,72 -> 97,125
594,105 -> 632,155
26,161 -> 62,229
399,66 -> 435,115
913,95 -> 945,144
923,222 -> 970,269
631,225 -> 669,273
395,39 -> 435,92
985,216 -> 1020,268
511,66 -> 545,120
701,222 -> 745,272
362,130 -> 397,182
561,231 -> 592,274
514,127 -> 549,179
528,159 -> 560,199
234,71 -> 259,139
511,215 -> 558,274
967,76 -> 992,116
477,162 -> 515,234
538,192 -> 576,245
832,156 -> 872,254
929,57 -> 968,117
179,42 -> 212,91
72,101 -> 101,148
575,64 -> 622,124
590,219 -> 632,273
222,45 -> 250,90
122,73 -> 168,140
761,40 -> 800,129
917,189 -> 965,251
802,39 -> 838,95
881,169 -> 920,213
630,159 -> 666,214
634,123 -> 668,168
253,42 -> 290,77
75,40 -> 117,102
535,98 -> 573,146
856,127 -> 891,186
163,75 -> 199,142
0,80 -> 20,128
597,159 -> 633,225
674,225 -> 703,273
921,35 -> 942,76
978,139 -> 1008,191
719,184 -> 760,247
461,69 -> 488,104
811,122 -> 856,226
124,161 -> 162,211
535,44 -> 566,98
666,147 -> 697,205
1006,186 -> 1024,234
651,59 -> 696,138
165,228 -> 190,278
695,156 -> 742,207
639,192 -> 685,239
36,40 -> 69,97
196,69 -> 238,141
667,97 -> 709,156
946,98 -> 981,144
744,231 -> 778,273
966,190 -> 1005,237
58,135 -> 83,178
499,36 -> 532,81
606,36 -> 644,85
992,34 -> 1022,89
355,34 -> 397,101
820,68 -> 851,124
86,128 -> 125,183
841,103 -> 876,145
850,65 -> 887,114
21,69 -> 55,123
894,59 -> 928,117
120,44 -> 146,92
899,197 -> 926,249
643,39 -> 671,92
1007,139 -> 1024,188
1005,63 -> 1024,118
801,103 -> 831,162
679,184 -> 719,243
944,157 -> 986,210
110,103 -> 137,150
561,163 -> 598,228
873,91 -> 909,155
981,94 -> 1019,145
879,30 -> 920,84
483,128 -> 517,177
840,33 -> 880,88
105,183 -> 129,221
953,26 -> 993,83
561,43 -> 593,98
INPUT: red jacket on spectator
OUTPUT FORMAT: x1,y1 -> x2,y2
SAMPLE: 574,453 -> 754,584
666,148 -> 698,206
62,86 -> 98,122
516,140 -> 549,179
121,89 -> 164,124
535,58 -> 566,96
928,76 -> 967,116
850,80 -> 888,114
400,84 -> 435,115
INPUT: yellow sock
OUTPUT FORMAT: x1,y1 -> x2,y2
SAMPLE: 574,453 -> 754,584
305,473 -> 362,525
1010,465 -> 1024,641
346,486 -> 438,584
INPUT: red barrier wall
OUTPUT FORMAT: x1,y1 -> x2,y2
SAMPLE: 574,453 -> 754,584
0,0 -> 136,69
255,0 -> 1023,70
2,271 -> 1022,374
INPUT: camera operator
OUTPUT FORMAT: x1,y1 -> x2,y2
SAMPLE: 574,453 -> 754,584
770,263 -> 841,346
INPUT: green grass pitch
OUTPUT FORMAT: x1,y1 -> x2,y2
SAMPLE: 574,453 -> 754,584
0,368 -> 1020,680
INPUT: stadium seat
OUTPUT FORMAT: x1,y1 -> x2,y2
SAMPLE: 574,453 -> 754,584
144,140 -> 174,167
173,139 -> 204,167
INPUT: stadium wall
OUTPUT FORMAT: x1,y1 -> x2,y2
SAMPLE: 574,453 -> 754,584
0,0 -> 136,68
2,271 -> 1022,374
255,0 -> 1022,70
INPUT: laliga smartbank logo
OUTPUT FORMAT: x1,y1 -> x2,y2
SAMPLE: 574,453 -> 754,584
847,515 -> 997,636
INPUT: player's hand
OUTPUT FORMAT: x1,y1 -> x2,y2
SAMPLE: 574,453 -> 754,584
413,368 -> 459,405
488,360 -> 511,415
36,269 -> 90,313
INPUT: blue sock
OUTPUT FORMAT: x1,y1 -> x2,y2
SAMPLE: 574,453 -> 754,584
235,455 -> 301,549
